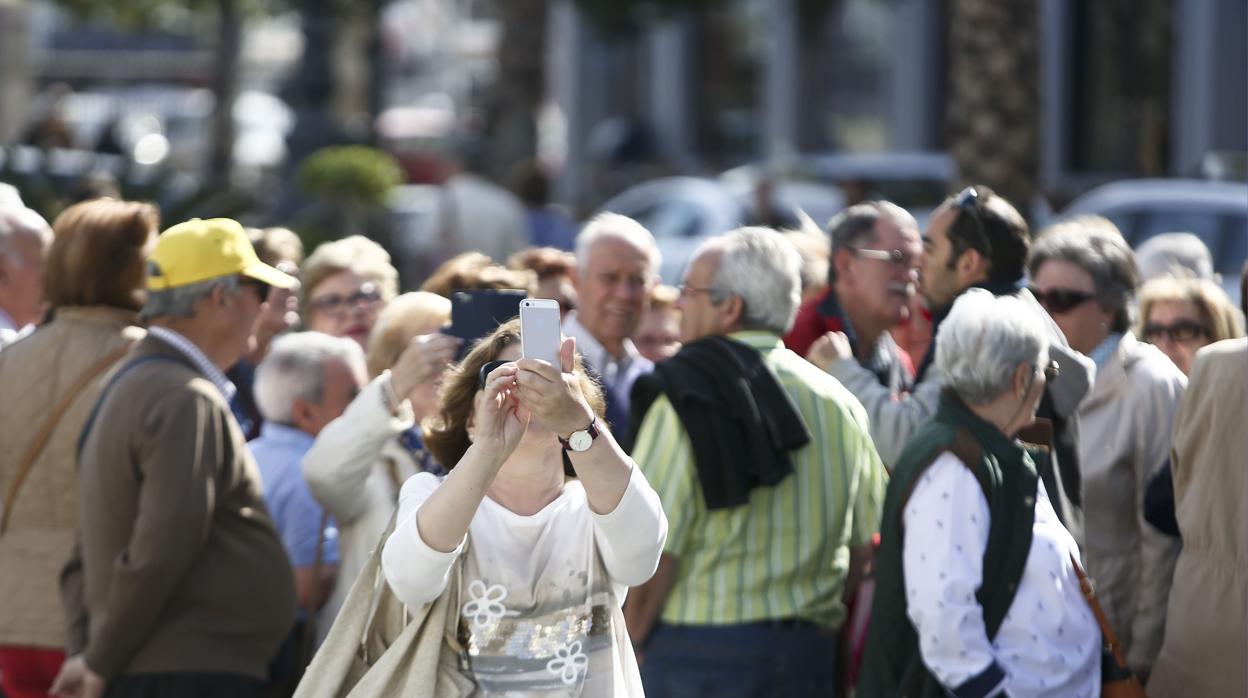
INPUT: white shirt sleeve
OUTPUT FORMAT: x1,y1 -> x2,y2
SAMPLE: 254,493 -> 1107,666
903,452 -> 1008,697
589,464 -> 669,587
303,373 -> 415,525
380,472 -> 465,609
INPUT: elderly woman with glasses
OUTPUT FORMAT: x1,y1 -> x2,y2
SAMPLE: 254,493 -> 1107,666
300,235 -> 398,348
1136,275 -> 1244,376
859,290 -> 1100,698
1028,216 -> 1185,681
380,319 -> 667,695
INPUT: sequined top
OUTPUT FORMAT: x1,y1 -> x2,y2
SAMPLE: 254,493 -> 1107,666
382,466 -> 668,696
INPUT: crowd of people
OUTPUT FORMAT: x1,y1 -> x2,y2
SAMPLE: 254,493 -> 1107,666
0,180 -> 1243,698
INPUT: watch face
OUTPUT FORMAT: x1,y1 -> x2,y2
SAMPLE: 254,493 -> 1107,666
568,430 -> 594,452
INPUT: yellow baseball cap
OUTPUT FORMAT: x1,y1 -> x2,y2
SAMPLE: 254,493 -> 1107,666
147,218 -> 299,291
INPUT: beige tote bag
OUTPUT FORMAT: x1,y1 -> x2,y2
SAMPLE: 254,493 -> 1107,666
294,515 -> 475,698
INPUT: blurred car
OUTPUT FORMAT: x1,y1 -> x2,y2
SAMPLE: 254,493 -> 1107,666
595,176 -> 746,283
1058,178 -> 1248,305
720,151 -> 956,229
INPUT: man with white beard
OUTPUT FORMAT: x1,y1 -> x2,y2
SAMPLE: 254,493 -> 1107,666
784,201 -> 922,396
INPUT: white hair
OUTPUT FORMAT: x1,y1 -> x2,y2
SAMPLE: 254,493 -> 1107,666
935,289 -> 1050,404
0,204 -> 52,265
705,227 -> 803,334
254,331 -> 366,425
140,276 -> 239,322
1135,232 -> 1215,282
574,213 -> 661,277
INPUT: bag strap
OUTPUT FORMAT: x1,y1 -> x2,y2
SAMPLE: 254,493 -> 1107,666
76,352 -> 193,464
1,343 -> 133,536
1069,553 -> 1132,671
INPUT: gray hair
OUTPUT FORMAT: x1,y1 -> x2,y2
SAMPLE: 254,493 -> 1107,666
825,201 -> 916,283
254,331 -> 366,424
1028,216 -> 1139,332
1135,232 -> 1215,282
574,213 -> 661,277
936,289 -> 1050,404
140,276 -> 239,322
0,205 -> 52,265
705,227 -> 803,334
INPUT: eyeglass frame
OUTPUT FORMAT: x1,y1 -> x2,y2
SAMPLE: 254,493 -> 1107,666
677,284 -> 720,299
308,283 -> 383,316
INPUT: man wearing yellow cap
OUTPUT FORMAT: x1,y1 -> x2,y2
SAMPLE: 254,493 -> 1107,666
53,219 -> 300,698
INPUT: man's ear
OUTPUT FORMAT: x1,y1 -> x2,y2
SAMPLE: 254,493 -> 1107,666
833,247 -> 856,284
957,247 -> 990,285
721,294 -> 745,331
290,397 -> 317,433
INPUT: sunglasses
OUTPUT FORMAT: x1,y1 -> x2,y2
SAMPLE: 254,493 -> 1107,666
953,186 -> 993,257
1028,286 -> 1096,314
477,360 -> 508,390
1143,320 -> 1209,344
239,277 -> 271,301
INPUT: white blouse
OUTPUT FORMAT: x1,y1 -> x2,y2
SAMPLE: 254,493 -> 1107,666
903,453 -> 1101,698
382,466 -> 667,696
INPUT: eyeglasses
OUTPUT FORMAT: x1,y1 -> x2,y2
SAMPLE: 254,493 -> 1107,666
309,284 -> 382,316
477,359 -> 508,390
677,284 -> 718,298
853,247 -> 917,271
238,277 -> 271,301
953,186 -> 993,257
1028,286 -> 1096,314
1041,360 -> 1060,381
1143,320 -> 1209,344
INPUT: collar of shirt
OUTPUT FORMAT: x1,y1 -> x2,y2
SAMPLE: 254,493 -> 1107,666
148,326 -> 238,401
0,307 -> 19,332
255,421 -> 315,450
728,330 -> 784,353
561,310 -> 643,382
1088,331 -> 1123,371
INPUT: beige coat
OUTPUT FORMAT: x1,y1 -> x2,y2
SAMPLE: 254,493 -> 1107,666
0,307 -> 144,648
1148,338 -> 1248,697
302,373 -> 422,643
1078,331 -> 1185,680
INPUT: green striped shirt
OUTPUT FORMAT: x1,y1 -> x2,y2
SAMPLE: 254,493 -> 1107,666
632,331 -> 887,629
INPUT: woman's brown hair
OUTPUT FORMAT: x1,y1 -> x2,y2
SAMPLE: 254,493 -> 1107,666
423,318 -> 606,470
43,198 -> 158,311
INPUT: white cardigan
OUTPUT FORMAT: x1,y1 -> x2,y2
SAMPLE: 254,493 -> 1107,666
302,372 -> 421,641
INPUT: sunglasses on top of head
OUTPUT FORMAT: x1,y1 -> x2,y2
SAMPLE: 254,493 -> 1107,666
1028,286 -> 1096,314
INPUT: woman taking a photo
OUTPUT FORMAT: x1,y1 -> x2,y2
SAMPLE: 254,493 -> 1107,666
859,291 -> 1100,697
381,320 -> 667,695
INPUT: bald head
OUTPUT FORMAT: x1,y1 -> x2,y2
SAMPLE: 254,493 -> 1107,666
0,204 -> 53,328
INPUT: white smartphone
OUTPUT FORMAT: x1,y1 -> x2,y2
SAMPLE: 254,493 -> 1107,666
520,298 -> 562,367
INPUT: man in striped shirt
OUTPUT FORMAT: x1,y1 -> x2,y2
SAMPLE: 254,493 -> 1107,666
625,227 -> 887,697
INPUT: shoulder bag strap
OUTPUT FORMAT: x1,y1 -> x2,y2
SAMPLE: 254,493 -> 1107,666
1069,553 -> 1135,678
1,343 -> 133,536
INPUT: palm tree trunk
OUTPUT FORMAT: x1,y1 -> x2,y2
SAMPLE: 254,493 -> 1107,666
210,0 -> 241,180
946,0 -> 1039,214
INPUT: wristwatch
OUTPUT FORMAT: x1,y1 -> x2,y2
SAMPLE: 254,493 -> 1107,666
558,417 -> 600,452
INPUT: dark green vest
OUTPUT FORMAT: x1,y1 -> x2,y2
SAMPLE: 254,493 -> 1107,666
857,391 -> 1042,698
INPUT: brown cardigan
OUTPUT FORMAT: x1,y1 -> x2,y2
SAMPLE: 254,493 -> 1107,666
64,333 -> 295,680
0,307 -> 145,649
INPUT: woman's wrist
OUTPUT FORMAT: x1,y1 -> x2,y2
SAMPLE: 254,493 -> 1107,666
556,401 -> 596,440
